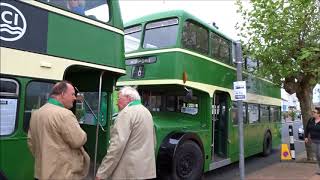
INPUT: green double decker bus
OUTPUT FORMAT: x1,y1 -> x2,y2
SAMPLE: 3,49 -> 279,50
119,10 -> 282,179
0,0 -> 124,179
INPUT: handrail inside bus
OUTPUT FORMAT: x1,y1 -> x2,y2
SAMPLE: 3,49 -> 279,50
74,86 -> 106,132
184,86 -> 193,101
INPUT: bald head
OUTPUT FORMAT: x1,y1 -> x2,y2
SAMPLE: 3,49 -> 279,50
50,81 -> 76,109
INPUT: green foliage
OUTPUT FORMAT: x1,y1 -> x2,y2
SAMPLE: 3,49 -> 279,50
288,110 -> 297,120
282,111 -> 289,119
236,0 -> 320,87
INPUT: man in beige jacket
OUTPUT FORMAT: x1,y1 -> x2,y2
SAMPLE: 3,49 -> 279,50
96,86 -> 156,180
27,81 -> 90,180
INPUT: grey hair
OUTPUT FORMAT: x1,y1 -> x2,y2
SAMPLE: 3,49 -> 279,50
119,86 -> 141,100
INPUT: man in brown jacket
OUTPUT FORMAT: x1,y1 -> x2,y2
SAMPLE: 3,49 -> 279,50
96,86 -> 156,180
27,81 -> 90,180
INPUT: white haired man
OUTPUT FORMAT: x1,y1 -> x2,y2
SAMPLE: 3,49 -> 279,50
96,86 -> 156,180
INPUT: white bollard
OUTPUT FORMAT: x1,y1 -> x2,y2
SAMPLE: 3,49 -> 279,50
288,124 -> 295,160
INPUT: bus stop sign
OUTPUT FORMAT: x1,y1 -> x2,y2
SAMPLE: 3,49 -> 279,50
233,81 -> 246,101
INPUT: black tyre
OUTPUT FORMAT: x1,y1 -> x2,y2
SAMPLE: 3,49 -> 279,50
262,132 -> 272,156
171,141 -> 203,180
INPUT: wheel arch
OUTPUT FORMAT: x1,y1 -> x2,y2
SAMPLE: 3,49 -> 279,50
264,129 -> 272,139
156,131 -> 204,177
262,128 -> 273,156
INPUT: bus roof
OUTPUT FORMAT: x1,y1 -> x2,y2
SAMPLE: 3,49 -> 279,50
124,10 -> 234,42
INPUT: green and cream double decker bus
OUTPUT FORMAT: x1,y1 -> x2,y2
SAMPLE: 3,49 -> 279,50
120,10 -> 281,179
0,0 -> 124,179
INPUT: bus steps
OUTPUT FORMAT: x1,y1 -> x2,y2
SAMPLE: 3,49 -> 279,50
209,154 -> 231,170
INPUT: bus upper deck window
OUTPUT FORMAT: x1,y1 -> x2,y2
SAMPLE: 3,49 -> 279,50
125,25 -> 142,53
143,18 -> 179,49
41,0 -> 109,23
182,21 -> 209,55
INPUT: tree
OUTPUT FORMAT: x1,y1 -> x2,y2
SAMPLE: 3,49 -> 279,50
236,0 -> 320,160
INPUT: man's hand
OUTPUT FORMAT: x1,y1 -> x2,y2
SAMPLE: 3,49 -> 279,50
95,177 -> 101,180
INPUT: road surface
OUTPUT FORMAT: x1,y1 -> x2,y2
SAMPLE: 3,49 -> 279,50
204,120 -> 305,180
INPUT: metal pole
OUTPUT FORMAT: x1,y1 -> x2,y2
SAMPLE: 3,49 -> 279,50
235,41 -> 245,180
94,71 -> 104,176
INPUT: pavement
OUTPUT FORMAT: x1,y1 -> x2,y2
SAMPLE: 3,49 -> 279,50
245,152 -> 319,180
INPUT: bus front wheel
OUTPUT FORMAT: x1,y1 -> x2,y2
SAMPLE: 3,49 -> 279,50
262,132 -> 272,156
172,141 -> 203,180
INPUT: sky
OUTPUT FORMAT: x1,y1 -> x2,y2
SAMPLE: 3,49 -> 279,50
119,0 -> 246,40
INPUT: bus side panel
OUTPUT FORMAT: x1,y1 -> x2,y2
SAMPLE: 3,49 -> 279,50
229,123 -> 265,161
272,122 -> 282,149
245,124 -> 268,156
46,13 -> 125,68
0,138 -> 34,179
0,78 -> 34,179
176,52 -> 235,90
229,125 -> 239,162
230,117 -> 281,162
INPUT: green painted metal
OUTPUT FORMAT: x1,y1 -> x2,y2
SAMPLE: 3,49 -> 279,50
151,90 -> 212,172
229,122 -> 282,162
120,10 -> 282,174
47,13 -> 124,69
0,78 -> 118,180
0,77 -> 34,180
0,1 -> 124,179
122,10 -> 280,98
108,0 -> 123,30
121,51 -> 280,98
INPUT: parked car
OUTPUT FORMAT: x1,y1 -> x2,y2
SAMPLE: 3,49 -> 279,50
298,125 -> 304,140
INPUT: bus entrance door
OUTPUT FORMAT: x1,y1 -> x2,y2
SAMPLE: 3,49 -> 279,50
210,92 -> 231,170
